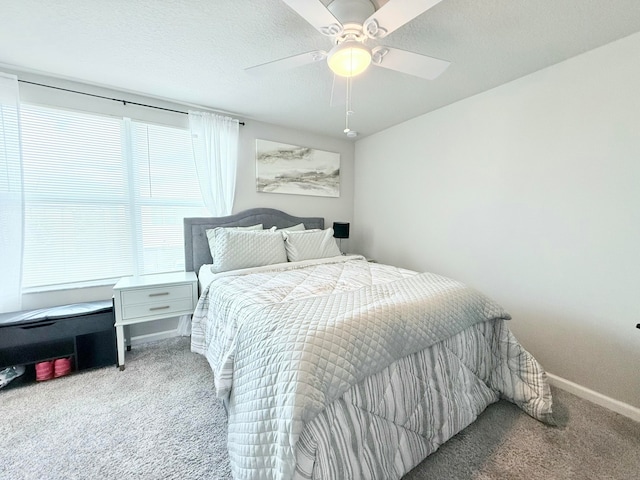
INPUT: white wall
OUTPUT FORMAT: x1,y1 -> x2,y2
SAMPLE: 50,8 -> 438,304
9,70 -> 354,339
353,32 -> 640,409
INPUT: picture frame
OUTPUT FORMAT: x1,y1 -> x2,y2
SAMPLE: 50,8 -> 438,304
255,139 -> 340,198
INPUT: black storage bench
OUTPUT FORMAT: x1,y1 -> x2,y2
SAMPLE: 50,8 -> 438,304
0,300 -> 117,387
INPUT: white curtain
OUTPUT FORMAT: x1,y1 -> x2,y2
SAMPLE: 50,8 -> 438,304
0,73 -> 24,313
178,111 -> 239,335
188,111 -> 239,216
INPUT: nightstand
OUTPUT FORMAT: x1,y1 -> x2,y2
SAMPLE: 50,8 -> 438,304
113,271 -> 197,370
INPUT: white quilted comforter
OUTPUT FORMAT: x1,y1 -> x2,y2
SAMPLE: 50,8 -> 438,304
191,256 -> 552,480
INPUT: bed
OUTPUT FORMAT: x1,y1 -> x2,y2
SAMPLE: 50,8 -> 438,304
184,208 -> 553,480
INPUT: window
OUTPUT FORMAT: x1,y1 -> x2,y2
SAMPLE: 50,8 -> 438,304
20,105 -> 207,290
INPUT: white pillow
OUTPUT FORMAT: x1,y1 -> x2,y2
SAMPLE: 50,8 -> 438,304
269,223 -> 306,232
205,224 -> 262,260
283,228 -> 342,262
212,228 -> 287,273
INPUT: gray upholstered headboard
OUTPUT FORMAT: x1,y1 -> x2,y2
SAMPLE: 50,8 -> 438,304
184,208 -> 325,274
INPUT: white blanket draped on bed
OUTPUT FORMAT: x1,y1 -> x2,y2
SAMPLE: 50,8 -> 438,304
191,256 -> 552,480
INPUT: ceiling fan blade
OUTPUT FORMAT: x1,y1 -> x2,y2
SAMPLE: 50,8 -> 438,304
363,0 -> 443,39
281,0 -> 343,36
371,46 -> 450,80
245,51 -> 327,76
330,75 -> 347,107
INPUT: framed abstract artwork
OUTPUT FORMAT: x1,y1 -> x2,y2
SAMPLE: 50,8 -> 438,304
255,139 -> 340,197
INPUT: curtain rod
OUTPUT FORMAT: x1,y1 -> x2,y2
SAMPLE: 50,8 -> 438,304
17,79 -> 245,125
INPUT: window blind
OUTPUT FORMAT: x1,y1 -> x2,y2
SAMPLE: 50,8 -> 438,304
129,120 -> 207,275
20,105 -> 207,289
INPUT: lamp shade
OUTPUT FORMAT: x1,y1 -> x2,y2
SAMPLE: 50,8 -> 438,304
327,41 -> 372,77
332,222 -> 350,239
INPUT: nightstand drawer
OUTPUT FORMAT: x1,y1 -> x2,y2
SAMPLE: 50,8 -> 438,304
122,297 -> 194,320
113,271 -> 197,370
122,284 -> 192,306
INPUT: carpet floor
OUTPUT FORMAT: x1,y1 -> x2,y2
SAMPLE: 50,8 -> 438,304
1,337 -> 638,480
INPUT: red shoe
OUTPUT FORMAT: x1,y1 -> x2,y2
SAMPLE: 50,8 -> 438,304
53,357 -> 72,378
35,360 -> 54,381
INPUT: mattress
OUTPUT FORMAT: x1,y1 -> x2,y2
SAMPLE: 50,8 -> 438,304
191,256 -> 553,480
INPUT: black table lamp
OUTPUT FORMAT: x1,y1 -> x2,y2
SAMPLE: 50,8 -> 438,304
333,222 -> 350,253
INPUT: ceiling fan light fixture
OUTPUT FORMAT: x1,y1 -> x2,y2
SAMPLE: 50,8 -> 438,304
327,41 -> 371,77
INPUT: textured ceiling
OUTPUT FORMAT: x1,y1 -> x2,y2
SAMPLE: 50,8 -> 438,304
1,0 -> 640,139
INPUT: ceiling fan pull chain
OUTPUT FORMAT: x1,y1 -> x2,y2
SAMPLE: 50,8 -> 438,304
344,76 -> 352,133
347,75 -> 352,114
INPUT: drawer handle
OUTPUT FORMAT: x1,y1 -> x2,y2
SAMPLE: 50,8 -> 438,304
149,292 -> 169,297
149,306 -> 170,311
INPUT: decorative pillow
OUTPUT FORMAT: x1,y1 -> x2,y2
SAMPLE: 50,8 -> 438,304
269,223 -> 306,232
283,228 -> 342,262
205,224 -> 262,260
212,228 -> 287,273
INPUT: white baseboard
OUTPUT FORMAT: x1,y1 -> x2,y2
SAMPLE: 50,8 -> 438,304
130,329 -> 181,347
547,373 -> 640,423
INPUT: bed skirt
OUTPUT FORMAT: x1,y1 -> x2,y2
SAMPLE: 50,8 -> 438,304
293,319 -> 552,479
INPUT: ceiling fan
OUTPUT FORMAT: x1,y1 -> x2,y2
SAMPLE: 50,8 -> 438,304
246,0 -> 451,114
